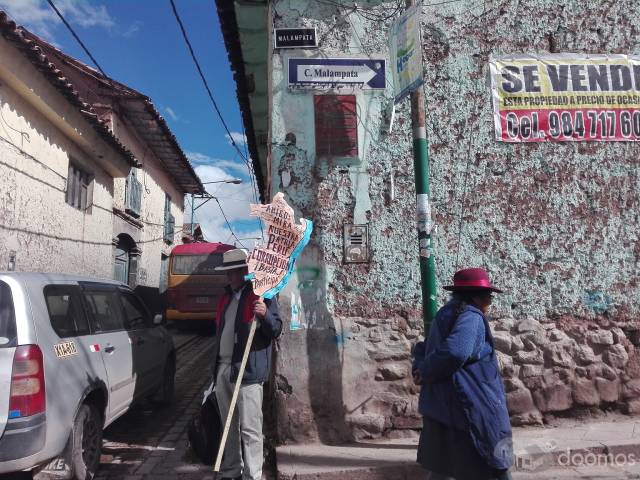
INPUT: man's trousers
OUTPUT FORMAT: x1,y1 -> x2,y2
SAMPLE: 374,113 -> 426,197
215,363 -> 263,480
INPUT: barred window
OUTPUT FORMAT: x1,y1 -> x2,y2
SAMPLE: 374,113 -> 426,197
66,161 -> 93,211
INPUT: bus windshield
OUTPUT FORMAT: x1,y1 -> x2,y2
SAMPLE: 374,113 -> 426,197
172,253 -> 225,275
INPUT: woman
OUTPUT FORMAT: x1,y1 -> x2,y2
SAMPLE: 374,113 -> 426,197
412,268 -> 513,480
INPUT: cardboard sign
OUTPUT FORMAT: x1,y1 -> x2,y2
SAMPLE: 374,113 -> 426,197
490,54 -> 640,142
247,193 -> 312,299
389,4 -> 424,103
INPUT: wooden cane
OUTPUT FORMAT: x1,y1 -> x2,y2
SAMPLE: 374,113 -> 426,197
213,307 -> 260,474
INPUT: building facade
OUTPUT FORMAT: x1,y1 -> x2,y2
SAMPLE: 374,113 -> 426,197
0,13 -> 204,302
218,0 -> 640,443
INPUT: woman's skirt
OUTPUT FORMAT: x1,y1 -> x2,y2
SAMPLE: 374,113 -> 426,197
417,416 -> 511,480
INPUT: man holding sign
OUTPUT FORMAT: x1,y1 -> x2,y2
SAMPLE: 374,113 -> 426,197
211,193 -> 312,480
212,248 -> 282,480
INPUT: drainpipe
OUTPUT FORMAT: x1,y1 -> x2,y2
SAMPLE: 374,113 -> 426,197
407,0 -> 437,333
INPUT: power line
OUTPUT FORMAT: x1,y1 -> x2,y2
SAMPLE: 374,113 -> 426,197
168,0 -> 250,164
45,0 -> 108,78
214,197 -> 247,248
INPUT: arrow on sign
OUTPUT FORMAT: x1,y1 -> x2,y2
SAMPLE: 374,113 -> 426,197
289,58 -> 386,89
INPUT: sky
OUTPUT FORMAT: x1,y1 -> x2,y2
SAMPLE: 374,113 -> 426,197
0,0 -> 263,248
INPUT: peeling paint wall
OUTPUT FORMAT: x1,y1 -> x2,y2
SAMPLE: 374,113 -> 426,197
0,41 -> 119,278
269,0 -> 640,442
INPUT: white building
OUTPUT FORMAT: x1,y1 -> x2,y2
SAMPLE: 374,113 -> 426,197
0,12 -> 204,305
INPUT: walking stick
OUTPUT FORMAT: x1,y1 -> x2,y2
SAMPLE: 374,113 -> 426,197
213,306 -> 259,476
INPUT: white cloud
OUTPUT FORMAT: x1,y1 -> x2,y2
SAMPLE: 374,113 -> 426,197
225,131 -> 247,147
0,0 -> 113,42
122,20 -> 142,38
187,161 -> 263,248
164,107 -> 178,121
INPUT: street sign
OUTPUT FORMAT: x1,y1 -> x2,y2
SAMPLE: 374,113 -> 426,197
288,57 -> 386,90
274,28 -> 317,49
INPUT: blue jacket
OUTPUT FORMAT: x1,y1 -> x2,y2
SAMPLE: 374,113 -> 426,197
412,299 -> 493,430
213,283 -> 282,384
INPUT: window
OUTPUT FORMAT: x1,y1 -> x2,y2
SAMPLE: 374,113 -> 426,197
164,193 -> 175,244
172,254 -> 225,275
119,292 -> 150,331
314,95 -> 358,157
66,161 -> 93,211
44,285 -> 90,338
124,169 -> 142,217
0,281 -> 17,348
83,289 -> 125,333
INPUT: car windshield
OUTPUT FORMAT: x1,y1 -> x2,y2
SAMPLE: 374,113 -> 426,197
0,281 -> 17,348
172,253 -> 225,275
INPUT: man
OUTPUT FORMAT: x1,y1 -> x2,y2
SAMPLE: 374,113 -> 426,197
213,248 -> 282,480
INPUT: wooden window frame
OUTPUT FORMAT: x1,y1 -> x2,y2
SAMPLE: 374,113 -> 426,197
66,161 -> 93,212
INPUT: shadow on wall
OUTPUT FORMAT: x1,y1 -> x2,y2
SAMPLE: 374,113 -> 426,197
297,247 -> 353,444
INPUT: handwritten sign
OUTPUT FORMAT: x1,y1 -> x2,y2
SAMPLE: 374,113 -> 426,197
247,192 -> 312,299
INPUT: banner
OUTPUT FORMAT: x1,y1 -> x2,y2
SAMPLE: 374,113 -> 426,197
490,54 -> 640,142
247,192 -> 312,299
389,4 -> 424,103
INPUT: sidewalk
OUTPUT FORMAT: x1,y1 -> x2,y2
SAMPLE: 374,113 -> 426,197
276,415 -> 640,479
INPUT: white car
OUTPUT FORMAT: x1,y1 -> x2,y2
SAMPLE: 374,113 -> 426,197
0,273 -> 175,479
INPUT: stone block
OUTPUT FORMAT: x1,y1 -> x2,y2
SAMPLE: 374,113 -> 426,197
549,329 -> 569,342
510,411 -> 544,426
516,318 -> 542,334
595,377 -> 620,403
507,388 -> 536,414
544,344 -> 574,369
599,364 -> 618,381
514,349 -> 544,365
377,363 -> 409,381
494,317 -> 515,332
603,344 -> 629,369
621,379 -> 640,400
522,375 -> 545,390
521,364 -> 543,378
612,327 -> 626,344
347,413 -> 388,436
624,400 -> 640,415
533,383 -> 572,412
493,332 -> 512,353
504,378 -> 525,393
576,345 -> 597,365
522,331 -> 549,347
589,330 -> 614,346
392,414 -> 422,429
511,335 -> 524,352
572,379 -> 600,406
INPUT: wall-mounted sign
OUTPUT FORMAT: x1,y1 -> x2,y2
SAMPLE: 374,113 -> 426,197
274,28 -> 318,49
389,3 -> 424,103
490,54 -> 640,142
289,58 -> 386,90
344,224 -> 369,264
314,95 -> 358,158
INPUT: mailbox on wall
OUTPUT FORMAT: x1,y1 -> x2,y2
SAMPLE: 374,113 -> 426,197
343,224 -> 369,264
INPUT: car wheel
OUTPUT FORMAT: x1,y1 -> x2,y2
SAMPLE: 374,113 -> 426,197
71,404 -> 102,480
156,356 -> 175,405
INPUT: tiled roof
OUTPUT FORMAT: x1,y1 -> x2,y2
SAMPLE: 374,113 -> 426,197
0,11 -> 137,167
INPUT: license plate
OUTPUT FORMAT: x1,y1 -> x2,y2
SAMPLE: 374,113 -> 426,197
195,297 -> 209,304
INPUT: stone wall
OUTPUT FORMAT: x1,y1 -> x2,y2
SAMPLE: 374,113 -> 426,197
267,0 -> 640,442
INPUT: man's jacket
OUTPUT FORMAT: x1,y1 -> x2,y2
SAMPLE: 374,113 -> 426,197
213,283 -> 282,384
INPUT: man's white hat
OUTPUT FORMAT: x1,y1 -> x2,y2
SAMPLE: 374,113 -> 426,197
215,248 -> 249,271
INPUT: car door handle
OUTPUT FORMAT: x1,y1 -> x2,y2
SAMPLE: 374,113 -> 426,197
104,345 -> 116,353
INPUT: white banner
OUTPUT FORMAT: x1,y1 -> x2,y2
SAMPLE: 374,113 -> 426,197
389,4 -> 424,103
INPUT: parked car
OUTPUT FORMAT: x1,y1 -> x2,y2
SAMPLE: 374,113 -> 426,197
0,273 -> 176,479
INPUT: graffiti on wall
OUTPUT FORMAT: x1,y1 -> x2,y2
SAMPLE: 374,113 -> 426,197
583,290 -> 613,315
290,265 -> 330,330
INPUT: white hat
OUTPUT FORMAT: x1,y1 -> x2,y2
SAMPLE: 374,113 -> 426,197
215,248 -> 249,271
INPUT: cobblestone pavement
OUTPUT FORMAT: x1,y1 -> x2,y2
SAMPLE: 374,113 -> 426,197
96,332 -> 218,480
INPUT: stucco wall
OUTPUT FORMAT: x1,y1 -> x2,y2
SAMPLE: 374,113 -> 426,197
110,112 -> 185,289
267,0 -> 640,442
0,44 -> 120,278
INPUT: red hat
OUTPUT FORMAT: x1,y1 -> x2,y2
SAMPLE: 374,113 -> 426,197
443,268 -> 503,293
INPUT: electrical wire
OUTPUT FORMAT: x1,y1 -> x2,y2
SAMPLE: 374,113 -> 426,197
45,0 -> 108,78
168,0 -> 250,164
214,197 -> 247,248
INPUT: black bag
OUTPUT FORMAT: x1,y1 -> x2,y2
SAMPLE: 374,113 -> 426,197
188,394 -> 223,465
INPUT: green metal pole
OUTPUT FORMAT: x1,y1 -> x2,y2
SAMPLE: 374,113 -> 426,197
407,0 -> 437,333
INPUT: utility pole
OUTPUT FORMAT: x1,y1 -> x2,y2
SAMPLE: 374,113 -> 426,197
406,0 -> 437,333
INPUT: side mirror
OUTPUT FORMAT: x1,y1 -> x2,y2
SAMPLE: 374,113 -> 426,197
153,314 -> 164,326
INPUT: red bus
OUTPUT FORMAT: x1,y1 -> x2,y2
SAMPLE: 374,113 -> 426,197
165,242 -> 234,324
